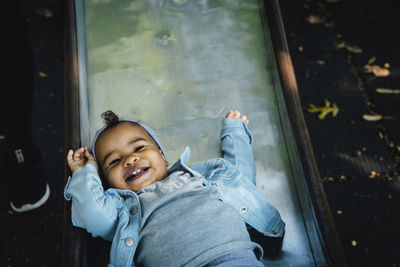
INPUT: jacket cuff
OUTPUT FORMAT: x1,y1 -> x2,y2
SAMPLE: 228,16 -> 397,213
220,118 -> 253,145
64,163 -> 100,201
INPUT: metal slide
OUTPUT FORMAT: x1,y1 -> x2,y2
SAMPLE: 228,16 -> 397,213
64,0 -> 346,266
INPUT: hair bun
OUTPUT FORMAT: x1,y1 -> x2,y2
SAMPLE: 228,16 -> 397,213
101,110 -> 119,127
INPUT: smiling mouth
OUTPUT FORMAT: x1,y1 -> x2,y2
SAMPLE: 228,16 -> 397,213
125,167 -> 149,182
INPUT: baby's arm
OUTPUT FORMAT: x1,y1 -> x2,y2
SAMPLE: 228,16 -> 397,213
220,110 -> 256,183
65,148 -> 119,241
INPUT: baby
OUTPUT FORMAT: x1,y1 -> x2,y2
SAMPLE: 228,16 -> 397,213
64,110 -> 285,267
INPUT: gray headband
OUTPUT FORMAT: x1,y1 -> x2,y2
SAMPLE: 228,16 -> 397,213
90,119 -> 166,161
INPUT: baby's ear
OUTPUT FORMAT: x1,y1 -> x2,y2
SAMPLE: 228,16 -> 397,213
159,149 -> 168,166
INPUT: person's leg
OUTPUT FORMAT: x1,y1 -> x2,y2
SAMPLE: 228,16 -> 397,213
0,1 -> 50,212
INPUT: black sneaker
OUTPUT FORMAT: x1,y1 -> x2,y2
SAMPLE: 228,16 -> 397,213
5,144 -> 50,213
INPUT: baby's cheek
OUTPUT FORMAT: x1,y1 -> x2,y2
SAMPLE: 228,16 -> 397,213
105,171 -> 118,185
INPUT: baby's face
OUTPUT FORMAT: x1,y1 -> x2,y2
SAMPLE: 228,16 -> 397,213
95,122 -> 168,192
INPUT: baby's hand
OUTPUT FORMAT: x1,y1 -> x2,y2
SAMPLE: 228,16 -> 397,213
225,110 -> 249,125
67,147 -> 98,173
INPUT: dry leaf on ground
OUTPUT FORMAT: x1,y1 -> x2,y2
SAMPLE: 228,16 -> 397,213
36,8 -> 53,18
364,64 -> 390,77
376,88 -> 400,94
38,71 -> 48,78
308,60 -> 325,65
363,114 -> 382,121
345,45 -> 362,54
306,15 -> 325,24
336,41 -> 346,49
369,171 -> 378,178
336,41 -> 362,53
307,99 -> 339,119
368,56 -> 377,65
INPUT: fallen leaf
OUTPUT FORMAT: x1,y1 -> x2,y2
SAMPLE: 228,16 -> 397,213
384,62 -> 390,68
369,171 -> 377,178
39,71 -> 48,78
364,64 -> 390,77
336,41 -> 346,49
308,60 -> 326,65
346,45 -> 362,54
363,114 -> 382,121
376,88 -> 400,94
298,46 -> 304,52
37,8 -> 53,18
321,177 -> 335,182
367,56 -> 377,64
306,15 -> 325,24
307,99 -> 339,119
332,102 -> 339,116
351,240 -> 357,246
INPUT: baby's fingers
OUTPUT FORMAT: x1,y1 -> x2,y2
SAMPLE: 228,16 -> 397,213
225,110 -> 241,119
84,149 -> 95,160
67,149 -> 74,162
73,148 -> 85,159
66,148 -> 85,163
241,115 -> 249,125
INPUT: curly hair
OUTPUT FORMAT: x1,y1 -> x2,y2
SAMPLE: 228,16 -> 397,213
101,110 -> 120,127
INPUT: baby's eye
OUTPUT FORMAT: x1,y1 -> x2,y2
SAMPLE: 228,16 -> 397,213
109,158 -> 120,166
135,145 -> 145,152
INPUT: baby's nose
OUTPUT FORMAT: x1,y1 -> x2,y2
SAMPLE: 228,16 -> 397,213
124,155 -> 138,167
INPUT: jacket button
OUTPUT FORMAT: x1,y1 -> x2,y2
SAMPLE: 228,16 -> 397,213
240,206 -> 247,213
130,206 -> 138,215
125,237 -> 135,247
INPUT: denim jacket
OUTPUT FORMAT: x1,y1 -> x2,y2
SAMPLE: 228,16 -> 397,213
64,118 -> 285,267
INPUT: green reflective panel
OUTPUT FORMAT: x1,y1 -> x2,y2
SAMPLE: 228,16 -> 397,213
78,0 -> 323,265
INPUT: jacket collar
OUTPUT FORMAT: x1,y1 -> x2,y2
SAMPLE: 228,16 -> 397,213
167,146 -> 192,175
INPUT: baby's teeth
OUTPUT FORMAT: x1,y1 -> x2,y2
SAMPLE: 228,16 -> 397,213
132,169 -> 142,176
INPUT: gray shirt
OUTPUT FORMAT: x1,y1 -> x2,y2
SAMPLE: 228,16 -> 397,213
134,171 -> 259,267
